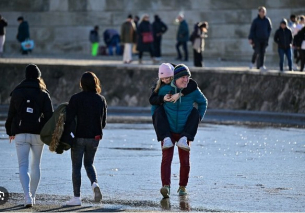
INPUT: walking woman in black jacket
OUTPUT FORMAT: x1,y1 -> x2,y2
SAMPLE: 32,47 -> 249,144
65,72 -> 107,206
5,64 -> 53,207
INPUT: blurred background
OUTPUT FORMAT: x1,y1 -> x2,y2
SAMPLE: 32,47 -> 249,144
1,0 -> 305,60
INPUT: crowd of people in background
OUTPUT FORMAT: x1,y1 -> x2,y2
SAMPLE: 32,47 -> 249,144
1,8 -> 305,70
87,13 -> 209,67
248,6 -> 305,72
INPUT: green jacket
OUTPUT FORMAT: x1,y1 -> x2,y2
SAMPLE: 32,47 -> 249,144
177,20 -> 189,42
40,103 -> 76,154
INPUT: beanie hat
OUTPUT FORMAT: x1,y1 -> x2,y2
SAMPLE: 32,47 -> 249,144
25,64 -> 41,79
280,18 -> 287,25
158,63 -> 174,79
174,64 -> 191,80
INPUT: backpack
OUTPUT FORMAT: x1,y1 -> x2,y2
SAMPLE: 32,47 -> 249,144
40,103 -> 76,154
17,93 -> 42,133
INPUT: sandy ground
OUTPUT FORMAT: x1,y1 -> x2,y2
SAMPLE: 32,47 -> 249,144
0,123 -> 305,212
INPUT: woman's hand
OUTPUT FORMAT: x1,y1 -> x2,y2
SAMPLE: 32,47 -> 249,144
163,94 -> 172,102
9,136 -> 15,143
169,93 -> 181,103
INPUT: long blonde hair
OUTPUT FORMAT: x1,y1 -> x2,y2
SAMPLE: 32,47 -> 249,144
154,77 -> 173,93
38,77 -> 47,91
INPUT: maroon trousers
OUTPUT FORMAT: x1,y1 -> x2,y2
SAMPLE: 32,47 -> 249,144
161,133 -> 190,187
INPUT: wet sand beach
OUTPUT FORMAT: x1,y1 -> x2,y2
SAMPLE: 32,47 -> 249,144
0,123 -> 304,211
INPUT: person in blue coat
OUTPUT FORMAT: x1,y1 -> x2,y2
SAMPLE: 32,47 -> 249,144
151,64 -> 207,198
175,14 -> 189,61
248,6 -> 272,71
16,16 -> 30,55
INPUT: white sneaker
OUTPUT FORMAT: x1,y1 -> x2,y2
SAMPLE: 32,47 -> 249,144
65,197 -> 81,206
176,136 -> 190,151
24,196 -> 33,208
249,63 -> 254,69
260,66 -> 267,72
92,182 -> 102,202
162,137 -> 173,150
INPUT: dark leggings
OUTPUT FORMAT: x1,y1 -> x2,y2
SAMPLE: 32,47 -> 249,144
71,138 -> 99,197
193,49 -> 203,67
300,49 -> 305,71
152,106 -> 200,142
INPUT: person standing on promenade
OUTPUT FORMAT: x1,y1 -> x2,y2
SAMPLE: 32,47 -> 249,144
121,14 -> 137,64
175,14 -> 189,61
65,72 -> 107,206
295,16 -> 305,66
0,14 -> 8,57
190,22 -> 208,67
288,14 -> 298,69
132,15 -> 140,54
89,26 -> 100,57
16,16 -> 30,55
103,29 -> 121,56
5,64 -> 53,207
248,6 -> 272,71
294,26 -> 305,71
151,64 -> 207,198
152,15 -> 168,61
137,14 -> 156,64
274,19 -> 293,71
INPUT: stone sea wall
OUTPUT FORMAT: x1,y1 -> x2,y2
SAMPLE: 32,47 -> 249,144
1,63 -> 305,113
1,0 -> 305,59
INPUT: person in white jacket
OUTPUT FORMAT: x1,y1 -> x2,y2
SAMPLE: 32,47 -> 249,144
190,22 -> 208,67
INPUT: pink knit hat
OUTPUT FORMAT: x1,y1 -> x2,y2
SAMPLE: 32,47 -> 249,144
158,63 -> 174,79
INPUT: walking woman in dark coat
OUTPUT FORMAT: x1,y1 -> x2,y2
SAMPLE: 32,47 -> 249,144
136,14 -> 157,64
65,72 -> 107,206
5,64 -> 53,207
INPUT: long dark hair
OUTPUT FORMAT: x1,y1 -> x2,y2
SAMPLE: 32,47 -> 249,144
80,71 -> 102,94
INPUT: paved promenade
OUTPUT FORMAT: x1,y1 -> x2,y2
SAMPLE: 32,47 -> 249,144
0,53 -> 293,71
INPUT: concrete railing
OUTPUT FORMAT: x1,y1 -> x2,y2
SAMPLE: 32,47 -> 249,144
1,63 -> 305,114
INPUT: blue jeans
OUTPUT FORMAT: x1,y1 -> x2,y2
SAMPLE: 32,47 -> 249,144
176,41 -> 188,61
71,138 -> 99,197
108,35 -> 121,55
278,47 -> 292,71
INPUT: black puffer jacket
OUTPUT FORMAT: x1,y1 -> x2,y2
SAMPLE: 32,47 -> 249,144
0,18 -> 8,36
274,27 -> 293,49
5,79 -> 53,136
294,27 -> 305,47
65,91 -> 107,139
